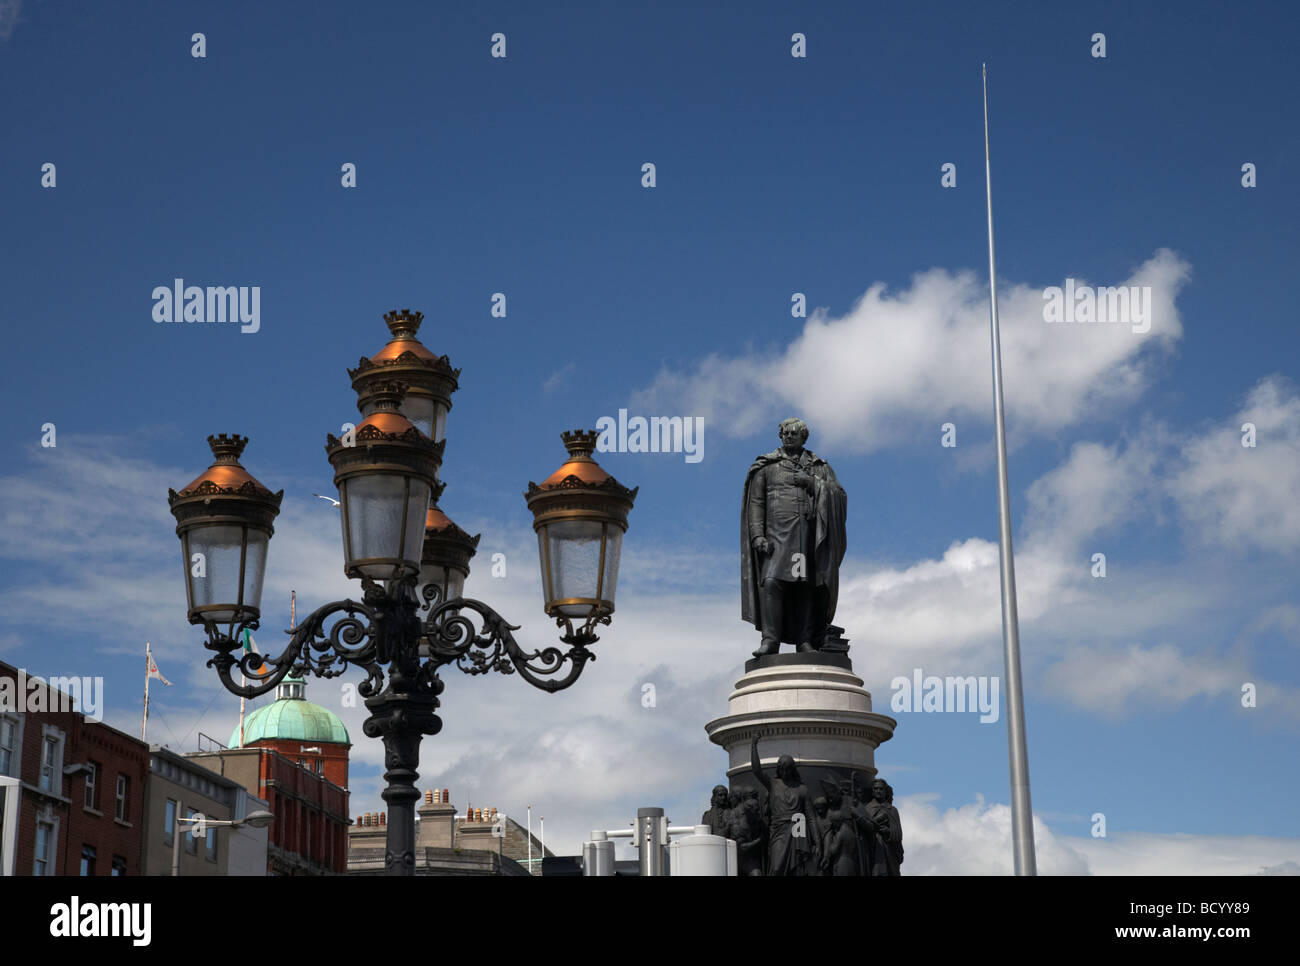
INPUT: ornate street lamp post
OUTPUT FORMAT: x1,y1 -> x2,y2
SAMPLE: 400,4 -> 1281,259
168,310 -> 636,875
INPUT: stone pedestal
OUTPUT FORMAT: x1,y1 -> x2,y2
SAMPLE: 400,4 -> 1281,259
705,653 -> 896,796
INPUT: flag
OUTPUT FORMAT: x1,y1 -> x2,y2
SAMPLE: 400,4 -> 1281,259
145,644 -> 172,686
242,629 -> 269,679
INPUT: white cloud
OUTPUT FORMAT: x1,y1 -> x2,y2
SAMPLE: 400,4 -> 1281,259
839,379 -> 1300,711
632,250 -> 1190,453
1171,375 -> 1300,555
1022,434 -> 1165,556
542,361 -> 577,393
1040,642 -> 1248,717
1072,831 -> 1300,876
897,793 -> 1300,875
897,794 -> 1090,874
0,0 -> 21,42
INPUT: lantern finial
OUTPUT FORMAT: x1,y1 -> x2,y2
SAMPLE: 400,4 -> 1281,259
382,308 -> 424,341
560,429 -> 599,461
207,433 -> 249,464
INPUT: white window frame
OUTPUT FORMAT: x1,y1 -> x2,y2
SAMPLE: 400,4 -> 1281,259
83,761 -> 98,810
0,776 -> 20,876
114,773 -> 128,821
33,805 -> 59,876
38,725 -> 65,794
0,713 -> 23,779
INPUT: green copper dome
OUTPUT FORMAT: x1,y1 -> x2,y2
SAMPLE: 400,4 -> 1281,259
229,676 -> 350,748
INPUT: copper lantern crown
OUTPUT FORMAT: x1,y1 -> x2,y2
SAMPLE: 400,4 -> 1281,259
349,308 -> 461,444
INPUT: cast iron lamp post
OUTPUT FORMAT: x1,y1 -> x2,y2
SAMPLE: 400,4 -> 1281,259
167,309 -> 636,875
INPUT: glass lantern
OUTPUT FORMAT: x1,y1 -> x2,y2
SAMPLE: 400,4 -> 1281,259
327,381 -> 440,580
168,434 -> 283,627
525,430 -> 637,624
418,493 -> 480,610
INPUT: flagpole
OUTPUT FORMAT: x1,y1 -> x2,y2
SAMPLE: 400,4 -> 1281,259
983,63 -> 1037,876
142,642 -> 151,742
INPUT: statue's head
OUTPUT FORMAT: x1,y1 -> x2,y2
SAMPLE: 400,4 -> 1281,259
853,772 -> 869,800
820,777 -> 844,807
872,778 -> 893,804
813,796 -> 828,817
778,417 -> 809,452
775,754 -> 801,784
710,784 -> 730,808
732,785 -> 760,820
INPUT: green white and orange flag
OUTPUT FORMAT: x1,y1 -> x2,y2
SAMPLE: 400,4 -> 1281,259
242,629 -> 269,679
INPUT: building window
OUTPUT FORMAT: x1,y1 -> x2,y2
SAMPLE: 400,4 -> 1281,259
111,855 -> 126,876
84,761 -> 99,809
80,845 -> 96,876
185,808 -> 199,855
34,820 -> 54,875
115,774 -> 129,821
40,738 -> 58,792
0,716 -> 18,777
205,824 -> 217,863
163,798 -> 177,846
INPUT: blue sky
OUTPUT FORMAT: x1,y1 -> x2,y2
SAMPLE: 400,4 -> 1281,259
2,0 -> 1298,873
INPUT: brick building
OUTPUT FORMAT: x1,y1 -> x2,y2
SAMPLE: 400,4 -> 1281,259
189,746 -> 349,875
0,660 -> 149,876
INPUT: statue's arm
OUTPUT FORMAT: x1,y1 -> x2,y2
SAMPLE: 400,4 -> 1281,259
747,466 -> 767,545
750,736 -> 771,790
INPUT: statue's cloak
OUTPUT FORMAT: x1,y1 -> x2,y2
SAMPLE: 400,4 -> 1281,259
740,448 -> 847,634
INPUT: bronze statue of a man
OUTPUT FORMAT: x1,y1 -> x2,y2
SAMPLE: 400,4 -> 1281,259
861,778 -> 903,876
741,418 -> 847,656
701,784 -> 732,838
750,735 -> 816,876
